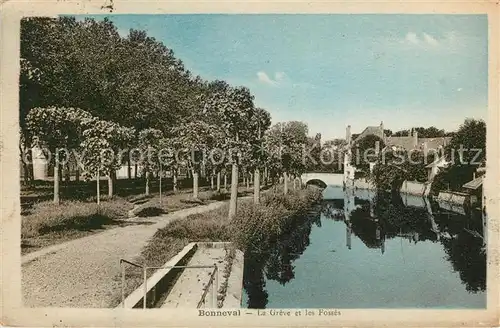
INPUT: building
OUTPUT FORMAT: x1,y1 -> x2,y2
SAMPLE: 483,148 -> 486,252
351,121 -> 451,153
425,156 -> 450,181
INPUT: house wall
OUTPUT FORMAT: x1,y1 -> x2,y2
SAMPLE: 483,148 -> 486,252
400,180 -> 428,196
437,191 -> 469,206
353,178 -> 373,190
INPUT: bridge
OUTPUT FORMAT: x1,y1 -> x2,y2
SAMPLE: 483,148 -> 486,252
300,172 -> 344,188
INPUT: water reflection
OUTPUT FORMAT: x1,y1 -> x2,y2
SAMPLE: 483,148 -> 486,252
243,187 -> 487,308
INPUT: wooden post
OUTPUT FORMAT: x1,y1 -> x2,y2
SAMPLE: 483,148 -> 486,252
159,165 -> 162,206
283,171 -> 288,195
53,159 -> 60,205
96,169 -> 100,205
253,168 -> 260,204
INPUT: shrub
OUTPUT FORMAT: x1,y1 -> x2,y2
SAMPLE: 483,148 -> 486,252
135,206 -> 166,217
21,199 -> 132,239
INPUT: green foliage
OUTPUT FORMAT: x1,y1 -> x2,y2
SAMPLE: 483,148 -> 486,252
446,118 -> 486,165
351,134 -> 385,172
369,149 -> 432,191
428,119 -> 486,194
430,165 -> 477,194
20,17 -> 196,133
141,187 -> 323,263
26,106 -> 95,153
393,126 -> 446,138
80,120 -> 135,178
264,121 -> 309,178
21,198 -> 132,238
138,128 -> 164,172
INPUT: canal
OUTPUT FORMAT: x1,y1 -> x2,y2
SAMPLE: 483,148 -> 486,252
242,186 -> 486,309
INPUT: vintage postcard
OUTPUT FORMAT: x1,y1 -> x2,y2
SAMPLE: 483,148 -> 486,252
1,0 -> 499,327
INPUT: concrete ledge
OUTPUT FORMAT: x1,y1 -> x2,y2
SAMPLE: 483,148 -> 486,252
221,249 -> 244,308
119,242 -> 198,309
119,241 -> 244,309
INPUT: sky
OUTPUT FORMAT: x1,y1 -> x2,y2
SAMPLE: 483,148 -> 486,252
76,14 -> 488,140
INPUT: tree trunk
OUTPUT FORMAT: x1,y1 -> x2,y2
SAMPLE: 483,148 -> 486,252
159,168 -> 162,205
192,170 -> 199,199
246,173 -> 250,189
53,160 -> 60,205
228,163 -> 238,219
264,167 -> 268,185
283,171 -> 289,195
65,162 -> 71,182
134,164 -> 138,179
253,168 -> 260,204
75,168 -> 80,182
224,173 -> 228,190
28,147 -> 34,183
127,157 -> 131,179
145,170 -> 150,195
108,173 -> 114,198
216,171 -> 221,192
173,168 -> 178,193
22,160 -> 29,185
58,165 -> 63,183
96,169 -> 100,205
211,172 -> 215,190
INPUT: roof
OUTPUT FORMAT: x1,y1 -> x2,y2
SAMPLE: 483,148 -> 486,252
425,156 -> 448,168
353,126 -> 385,144
418,137 -> 452,150
463,176 -> 483,190
351,125 -> 451,153
386,136 -> 415,151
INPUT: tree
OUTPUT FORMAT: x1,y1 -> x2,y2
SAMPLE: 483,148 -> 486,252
265,121 -> 309,194
81,120 -> 135,201
173,121 -> 223,199
393,126 -> 446,138
447,119 -> 486,165
429,119 -> 486,193
351,134 -> 385,173
26,107 -> 95,204
203,82 -> 256,218
138,128 -> 163,196
249,108 -> 272,203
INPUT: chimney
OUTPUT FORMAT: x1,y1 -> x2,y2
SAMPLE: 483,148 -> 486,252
346,125 -> 352,146
413,129 -> 418,148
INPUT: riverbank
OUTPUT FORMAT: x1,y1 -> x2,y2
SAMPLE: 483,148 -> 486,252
21,186 -> 253,254
22,200 -> 230,307
115,186 -> 323,307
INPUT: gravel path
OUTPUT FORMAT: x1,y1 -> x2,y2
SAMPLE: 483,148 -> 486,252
22,201 -> 226,308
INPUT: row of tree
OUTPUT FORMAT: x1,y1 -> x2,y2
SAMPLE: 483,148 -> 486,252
20,16 -> 316,218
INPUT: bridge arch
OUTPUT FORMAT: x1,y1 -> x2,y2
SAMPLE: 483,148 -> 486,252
301,172 -> 344,188
305,179 -> 327,188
